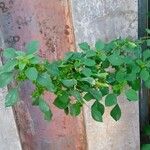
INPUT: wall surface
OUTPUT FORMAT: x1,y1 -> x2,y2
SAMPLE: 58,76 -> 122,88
71,0 -> 140,150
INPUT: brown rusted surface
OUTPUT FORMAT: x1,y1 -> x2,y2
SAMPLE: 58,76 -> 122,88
0,0 -> 86,150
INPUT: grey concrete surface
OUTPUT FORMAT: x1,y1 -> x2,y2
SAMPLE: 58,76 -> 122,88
71,0 -> 140,150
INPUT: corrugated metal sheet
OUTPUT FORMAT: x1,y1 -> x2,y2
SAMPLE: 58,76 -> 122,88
0,0 -> 86,150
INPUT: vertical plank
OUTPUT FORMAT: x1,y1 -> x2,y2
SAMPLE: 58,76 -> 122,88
0,0 -> 86,150
71,0 -> 140,149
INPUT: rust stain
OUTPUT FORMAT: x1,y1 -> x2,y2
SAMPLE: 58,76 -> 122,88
0,0 -> 86,150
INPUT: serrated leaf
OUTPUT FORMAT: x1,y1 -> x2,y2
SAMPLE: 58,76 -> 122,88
5,88 -> 19,107
53,91 -> 69,109
62,79 -> 77,88
108,54 -> 123,66
125,89 -> 138,101
37,73 -> 55,92
26,40 -> 39,54
81,68 -> 92,77
140,68 -> 149,81
69,103 -> 81,116
3,48 -> 16,59
110,104 -> 121,121
25,67 -> 38,81
0,72 -> 13,88
95,40 -> 105,50
105,93 -> 117,106
83,58 -> 96,67
79,42 -> 90,51
89,89 -> 102,101
91,101 -> 104,122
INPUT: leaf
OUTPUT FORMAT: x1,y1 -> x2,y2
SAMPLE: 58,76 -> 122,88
79,42 -> 90,51
83,93 -> 94,101
26,41 -> 39,54
3,48 -> 16,59
143,49 -> 150,60
81,68 -> 92,77
5,88 -> 19,107
125,89 -> 138,101
30,56 -> 41,64
45,62 -> 59,76
0,72 -> 13,88
108,54 -> 123,66
62,79 -> 77,88
89,89 -> 102,101
91,101 -> 104,122
69,103 -> 81,116
140,69 -> 149,81
86,50 -> 96,57
105,93 -> 117,106
25,67 -> 38,81
19,62 -> 26,70
100,87 -> 109,96
95,40 -> 105,50
116,71 -> 126,83
80,77 -> 95,85
147,39 -> 150,46
145,78 -> 150,88
1,60 -> 18,73
143,125 -> 150,136
69,90 -> 82,101
99,51 -> 106,61
110,104 -> 121,121
39,98 -> 52,121
83,58 -> 96,67
37,73 -> 55,92
53,91 -> 69,109
146,28 -> 150,34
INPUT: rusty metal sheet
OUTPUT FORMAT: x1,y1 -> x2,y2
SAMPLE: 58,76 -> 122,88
0,0 -> 86,150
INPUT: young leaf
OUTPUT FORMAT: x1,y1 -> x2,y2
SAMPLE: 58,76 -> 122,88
25,67 -> 38,81
95,40 -> 105,50
5,88 -> 19,107
79,42 -> 90,51
105,93 -> 117,106
62,79 -> 77,88
125,89 -> 138,101
53,91 -> 69,109
69,103 -> 81,116
19,62 -> 26,71
0,72 -> 13,88
26,41 -> 39,54
3,48 -> 16,59
110,104 -> 121,121
91,101 -> 104,122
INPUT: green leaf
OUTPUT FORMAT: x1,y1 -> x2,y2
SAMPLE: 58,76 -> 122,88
80,77 -> 95,85
110,104 -> 121,121
25,67 -> 38,81
105,93 -> 117,106
45,62 -> 59,76
79,42 -> 90,51
126,72 -> 136,81
1,60 -> 18,73
91,101 -> 104,122
141,144 -> 150,150
39,98 -> 52,121
95,40 -> 105,50
100,87 -> 109,96
3,48 -> 16,59
30,56 -> 41,64
147,39 -> 150,46
18,62 -> 26,71
116,71 -> 126,83
37,73 -> 55,92
145,78 -> 150,88
146,28 -> 150,34
140,69 -> 149,81
108,54 -> 123,66
89,89 -> 102,101
125,89 -> 138,101
143,49 -> 150,60
69,90 -> 82,101
26,41 -> 39,54
83,93 -> 94,101
53,91 -> 69,109
62,79 -> 77,88
86,50 -> 96,57
81,68 -> 92,77
0,72 -> 13,88
5,88 -> 19,107
69,103 -> 81,116
99,51 -> 106,61
83,58 -> 96,67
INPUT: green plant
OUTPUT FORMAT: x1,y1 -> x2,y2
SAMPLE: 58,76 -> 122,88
0,36 -> 150,122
